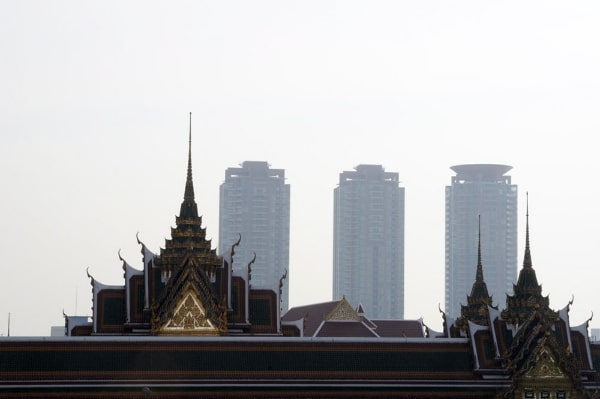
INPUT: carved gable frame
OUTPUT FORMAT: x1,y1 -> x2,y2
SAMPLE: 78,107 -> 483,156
156,283 -> 221,336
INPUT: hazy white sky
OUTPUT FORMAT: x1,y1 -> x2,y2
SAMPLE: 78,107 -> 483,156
1,1 -> 600,336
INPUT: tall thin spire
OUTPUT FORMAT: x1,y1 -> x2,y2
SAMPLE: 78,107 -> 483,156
455,214 -> 495,330
502,192 -> 550,325
469,214 -> 491,300
476,215 -> 484,283
179,112 -> 198,218
185,112 -> 194,202
523,192 -> 532,269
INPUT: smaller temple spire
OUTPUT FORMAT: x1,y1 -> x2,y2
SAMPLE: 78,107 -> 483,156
467,215 -> 492,302
454,215 -> 495,331
515,192 -> 539,289
502,193 -> 551,325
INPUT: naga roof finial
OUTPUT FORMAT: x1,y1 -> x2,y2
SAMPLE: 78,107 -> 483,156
438,303 -> 446,317
279,269 -> 288,294
86,267 -> 94,284
247,252 -> 256,284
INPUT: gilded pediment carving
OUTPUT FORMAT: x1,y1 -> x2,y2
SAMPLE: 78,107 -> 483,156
524,347 -> 566,379
158,288 -> 220,335
325,297 -> 362,321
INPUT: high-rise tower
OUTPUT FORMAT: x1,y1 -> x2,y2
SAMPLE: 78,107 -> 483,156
445,164 -> 518,318
333,164 -> 405,319
218,161 -> 291,312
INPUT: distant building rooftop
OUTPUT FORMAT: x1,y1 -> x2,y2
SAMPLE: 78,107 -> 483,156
450,164 -> 512,180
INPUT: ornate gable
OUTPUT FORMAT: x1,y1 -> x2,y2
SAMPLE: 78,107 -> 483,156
158,286 -> 220,335
325,297 -> 362,321
152,253 -> 227,336
511,340 -> 582,399
524,346 -> 567,379
504,307 -> 585,399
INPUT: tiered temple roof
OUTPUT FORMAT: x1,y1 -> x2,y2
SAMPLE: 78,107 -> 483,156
438,198 -> 596,398
67,114 -> 282,336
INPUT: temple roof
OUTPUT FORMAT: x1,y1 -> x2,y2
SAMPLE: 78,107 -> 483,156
315,321 -> 379,338
281,300 -> 340,337
369,320 -> 425,338
282,299 -> 425,338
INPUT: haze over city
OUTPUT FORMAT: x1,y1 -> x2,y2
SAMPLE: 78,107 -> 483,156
1,1 -> 600,336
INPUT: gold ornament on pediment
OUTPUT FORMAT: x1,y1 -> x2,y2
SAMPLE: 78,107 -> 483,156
525,347 -> 567,379
325,297 -> 362,321
162,290 -> 218,333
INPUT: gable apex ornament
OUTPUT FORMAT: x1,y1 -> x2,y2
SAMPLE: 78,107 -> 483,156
524,346 -> 566,379
154,284 -> 224,336
325,297 -> 362,322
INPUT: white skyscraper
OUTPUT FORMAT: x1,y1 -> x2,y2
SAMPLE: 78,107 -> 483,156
445,164 -> 518,318
219,161 -> 291,312
333,164 -> 405,319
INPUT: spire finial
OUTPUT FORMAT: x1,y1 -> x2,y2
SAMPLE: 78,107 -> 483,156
476,214 -> 484,282
179,112 -> 199,218
186,112 -> 193,198
523,192 -> 532,268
